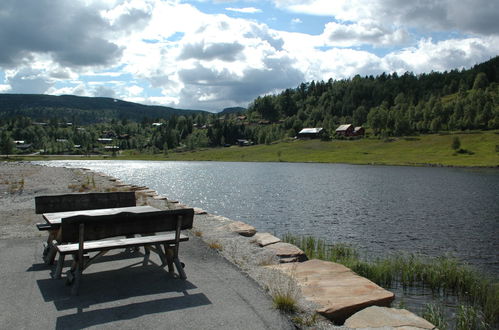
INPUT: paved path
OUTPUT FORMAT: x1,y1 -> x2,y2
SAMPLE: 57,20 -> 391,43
0,236 -> 293,330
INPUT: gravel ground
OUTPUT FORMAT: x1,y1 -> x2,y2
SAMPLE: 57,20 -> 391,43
0,161 -> 342,329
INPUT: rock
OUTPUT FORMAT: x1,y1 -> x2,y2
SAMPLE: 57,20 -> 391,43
270,259 -> 395,324
254,232 -> 281,246
194,207 -> 207,215
264,242 -> 306,262
344,306 -> 435,329
153,195 -> 167,200
226,221 -> 256,237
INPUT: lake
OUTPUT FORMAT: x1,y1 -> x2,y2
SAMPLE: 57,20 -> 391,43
36,160 -> 499,276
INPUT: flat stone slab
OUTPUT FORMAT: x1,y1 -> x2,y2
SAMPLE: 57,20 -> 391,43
226,221 -> 256,237
264,242 -> 306,262
194,207 -> 207,215
344,306 -> 435,329
153,195 -> 168,200
254,232 -> 281,246
270,259 -> 395,324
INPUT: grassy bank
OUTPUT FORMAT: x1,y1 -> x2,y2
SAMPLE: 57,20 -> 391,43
283,235 -> 499,329
5,130 -> 499,167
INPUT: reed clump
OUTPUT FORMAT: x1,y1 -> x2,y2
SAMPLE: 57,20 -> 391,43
282,234 -> 499,327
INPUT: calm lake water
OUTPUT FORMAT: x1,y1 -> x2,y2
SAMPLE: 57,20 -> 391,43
37,160 -> 499,276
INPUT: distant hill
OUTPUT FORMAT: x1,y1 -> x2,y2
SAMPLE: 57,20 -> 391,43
0,94 -> 209,124
219,107 -> 246,115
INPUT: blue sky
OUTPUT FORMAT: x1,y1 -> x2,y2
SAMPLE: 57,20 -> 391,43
0,0 -> 498,112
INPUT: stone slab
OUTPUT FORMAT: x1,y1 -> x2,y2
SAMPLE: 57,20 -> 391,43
264,242 -> 306,262
270,259 -> 395,324
194,207 -> 208,215
226,221 -> 257,237
254,232 -> 281,246
344,306 -> 435,329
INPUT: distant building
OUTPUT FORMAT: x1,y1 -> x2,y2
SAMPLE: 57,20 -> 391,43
297,128 -> 324,139
335,124 -> 354,137
97,138 -> 113,143
354,126 -> 365,136
236,139 -> 253,146
152,123 -> 163,127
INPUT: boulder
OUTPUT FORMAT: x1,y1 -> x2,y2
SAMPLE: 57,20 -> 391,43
270,259 -> 394,324
264,242 -> 306,262
344,306 -> 435,329
153,195 -> 167,200
254,232 -> 281,246
226,221 -> 256,237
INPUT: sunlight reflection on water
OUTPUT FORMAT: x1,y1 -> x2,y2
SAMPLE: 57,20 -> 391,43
37,160 -> 499,275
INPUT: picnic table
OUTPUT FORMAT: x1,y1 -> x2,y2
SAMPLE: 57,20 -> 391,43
35,192 -> 194,295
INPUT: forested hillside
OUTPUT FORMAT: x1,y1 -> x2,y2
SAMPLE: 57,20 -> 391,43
0,57 -> 498,155
248,56 -> 499,136
0,94 -> 207,124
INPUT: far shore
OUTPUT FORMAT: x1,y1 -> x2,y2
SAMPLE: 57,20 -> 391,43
3,130 -> 498,168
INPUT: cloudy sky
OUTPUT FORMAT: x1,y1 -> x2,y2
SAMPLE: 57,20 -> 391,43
0,0 -> 498,111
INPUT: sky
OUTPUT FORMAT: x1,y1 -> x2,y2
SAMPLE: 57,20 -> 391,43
0,0 -> 498,112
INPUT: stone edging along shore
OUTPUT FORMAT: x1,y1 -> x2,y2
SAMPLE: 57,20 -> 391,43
0,162 -> 435,329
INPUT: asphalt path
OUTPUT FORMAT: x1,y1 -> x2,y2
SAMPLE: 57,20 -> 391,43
0,235 -> 293,330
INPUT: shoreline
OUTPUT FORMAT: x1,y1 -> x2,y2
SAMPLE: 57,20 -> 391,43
3,155 -> 499,170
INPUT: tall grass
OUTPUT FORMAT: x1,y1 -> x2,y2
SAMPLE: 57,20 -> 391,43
282,234 -> 499,327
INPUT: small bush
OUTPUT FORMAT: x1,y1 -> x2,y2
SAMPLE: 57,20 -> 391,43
208,241 -> 222,250
273,293 -> 298,313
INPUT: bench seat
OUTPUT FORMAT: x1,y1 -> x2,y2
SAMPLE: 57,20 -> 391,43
36,223 -> 54,231
57,233 -> 189,254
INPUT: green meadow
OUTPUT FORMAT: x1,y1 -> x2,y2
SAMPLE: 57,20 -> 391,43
133,130 -> 498,167
9,130 -> 499,167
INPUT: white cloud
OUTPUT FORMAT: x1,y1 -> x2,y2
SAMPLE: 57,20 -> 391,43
225,7 -> 262,14
125,85 -> 144,96
291,18 -> 302,24
322,21 -> 409,47
1,0 -> 498,111
272,0 -> 499,36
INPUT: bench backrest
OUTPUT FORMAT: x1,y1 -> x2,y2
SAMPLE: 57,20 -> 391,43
35,192 -> 136,214
60,208 -> 194,242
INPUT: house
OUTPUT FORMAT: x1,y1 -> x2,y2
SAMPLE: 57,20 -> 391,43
335,124 -> 354,137
297,128 -> 324,139
236,139 -> 253,146
354,126 -> 365,136
97,138 -> 113,143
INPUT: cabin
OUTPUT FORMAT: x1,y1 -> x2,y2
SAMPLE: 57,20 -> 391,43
335,124 -> 354,137
297,128 -> 324,139
237,139 -> 253,146
354,127 -> 365,136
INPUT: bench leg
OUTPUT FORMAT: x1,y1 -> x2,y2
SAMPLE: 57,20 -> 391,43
143,246 -> 151,266
43,240 -> 58,265
173,257 -> 186,280
164,245 -> 175,274
53,253 -> 66,279
71,265 -> 82,296
154,244 -> 168,267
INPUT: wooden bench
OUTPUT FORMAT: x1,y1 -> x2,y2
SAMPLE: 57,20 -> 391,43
56,208 -> 194,295
35,192 -> 136,264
